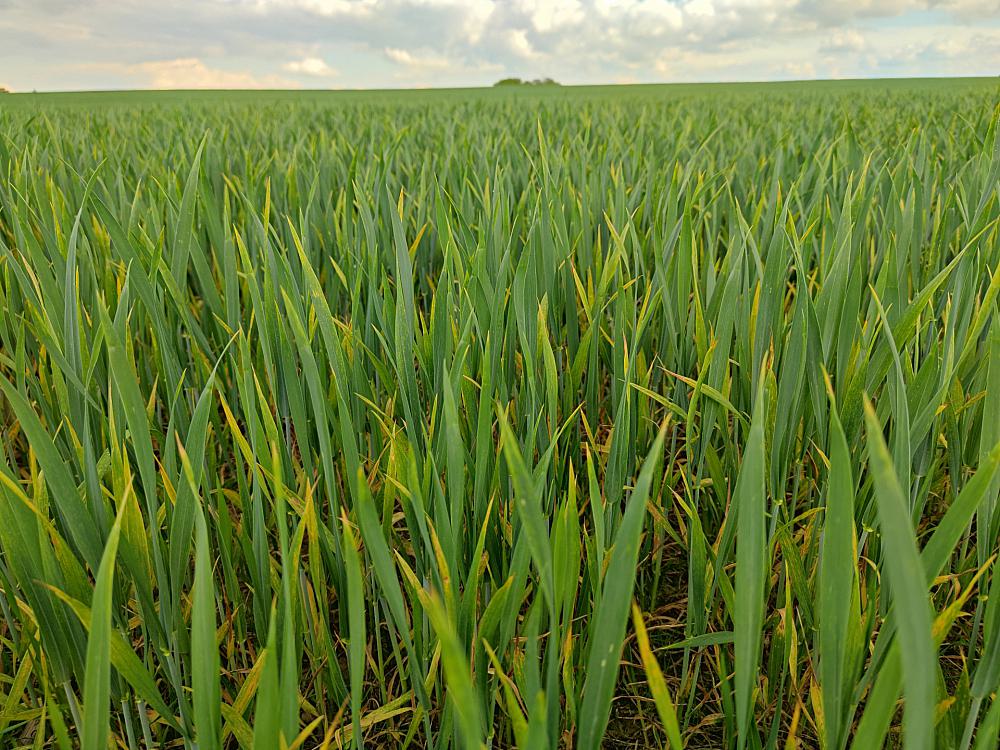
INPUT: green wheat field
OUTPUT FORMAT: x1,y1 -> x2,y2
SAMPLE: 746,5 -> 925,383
0,78 -> 999,749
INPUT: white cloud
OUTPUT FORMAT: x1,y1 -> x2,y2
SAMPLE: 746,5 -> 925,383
414,0 -> 496,42
384,47 -> 452,69
133,58 -> 298,89
682,0 -> 716,18
596,0 -> 690,30
257,0 -> 378,16
517,0 -> 584,32
283,56 -> 337,75
506,28 -> 539,58
780,60 -> 817,78
1,0 -> 999,90
942,0 -> 1000,15
822,28 -> 867,53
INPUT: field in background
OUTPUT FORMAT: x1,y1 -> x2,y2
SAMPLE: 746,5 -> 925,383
0,78 -> 999,748
0,76 -> 991,108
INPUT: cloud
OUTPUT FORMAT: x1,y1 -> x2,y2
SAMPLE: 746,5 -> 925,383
283,56 -> 337,76
595,0 -> 683,36
132,58 -> 299,89
248,0 -> 378,16
1,0 -> 998,90
505,28 -> 539,59
780,60 -> 818,78
384,47 -> 452,69
821,28 -> 867,53
518,0 -> 584,32
932,0 -> 1000,19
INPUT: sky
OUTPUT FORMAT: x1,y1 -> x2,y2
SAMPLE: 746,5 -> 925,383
1,0 -> 998,91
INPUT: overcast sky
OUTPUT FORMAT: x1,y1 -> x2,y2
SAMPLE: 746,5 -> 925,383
1,0 -> 998,91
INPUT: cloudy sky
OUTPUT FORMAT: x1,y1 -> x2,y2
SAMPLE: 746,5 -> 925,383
1,0 -> 998,91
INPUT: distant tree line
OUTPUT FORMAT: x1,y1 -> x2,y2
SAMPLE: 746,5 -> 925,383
493,77 -> 560,87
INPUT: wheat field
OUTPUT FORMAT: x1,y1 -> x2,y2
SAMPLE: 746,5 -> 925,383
0,78 -> 999,748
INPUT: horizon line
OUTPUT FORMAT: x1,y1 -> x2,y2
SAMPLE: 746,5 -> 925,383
3,74 -> 997,96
